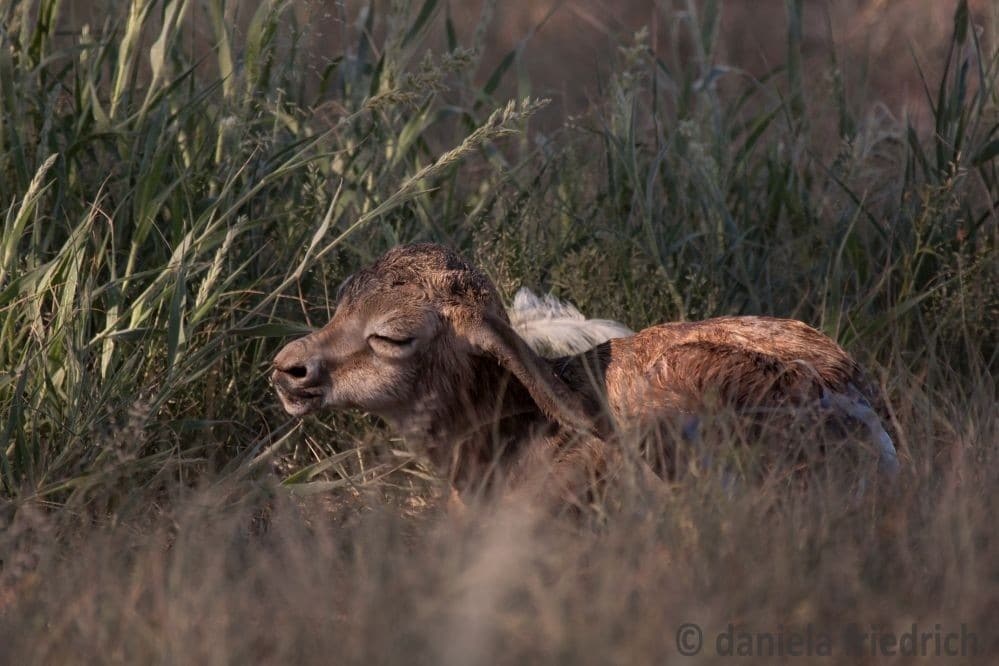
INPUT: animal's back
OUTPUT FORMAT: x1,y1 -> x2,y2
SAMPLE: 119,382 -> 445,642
562,316 -> 873,423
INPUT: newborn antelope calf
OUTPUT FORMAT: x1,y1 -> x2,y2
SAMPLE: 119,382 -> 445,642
272,243 -> 898,507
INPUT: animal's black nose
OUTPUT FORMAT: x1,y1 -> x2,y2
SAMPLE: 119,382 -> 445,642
273,342 -> 325,389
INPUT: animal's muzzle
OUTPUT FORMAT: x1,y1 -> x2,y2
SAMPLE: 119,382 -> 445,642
272,339 -> 328,414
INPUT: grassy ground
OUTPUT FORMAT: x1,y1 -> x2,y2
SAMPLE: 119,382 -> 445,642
0,0 -> 996,663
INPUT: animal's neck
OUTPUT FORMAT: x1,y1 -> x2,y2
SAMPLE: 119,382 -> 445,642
390,357 -> 555,493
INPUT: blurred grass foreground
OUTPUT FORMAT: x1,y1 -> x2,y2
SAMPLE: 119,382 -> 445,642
0,0 -> 997,663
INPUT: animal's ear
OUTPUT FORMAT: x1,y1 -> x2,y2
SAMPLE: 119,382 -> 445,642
334,273 -> 355,304
460,311 -> 599,436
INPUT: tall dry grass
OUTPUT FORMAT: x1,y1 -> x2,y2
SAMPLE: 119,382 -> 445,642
1,396 -> 996,663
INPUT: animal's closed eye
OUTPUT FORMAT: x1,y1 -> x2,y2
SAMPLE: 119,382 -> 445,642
368,333 -> 418,357
371,334 -> 415,346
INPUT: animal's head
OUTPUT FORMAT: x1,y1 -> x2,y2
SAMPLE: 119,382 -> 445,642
271,243 -> 593,431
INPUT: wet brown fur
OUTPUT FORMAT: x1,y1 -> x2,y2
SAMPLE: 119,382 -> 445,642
558,316 -> 877,423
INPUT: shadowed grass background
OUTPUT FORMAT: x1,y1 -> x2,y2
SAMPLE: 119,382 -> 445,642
0,0 -> 996,662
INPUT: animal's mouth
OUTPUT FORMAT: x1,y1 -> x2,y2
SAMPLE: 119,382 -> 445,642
273,382 -> 325,416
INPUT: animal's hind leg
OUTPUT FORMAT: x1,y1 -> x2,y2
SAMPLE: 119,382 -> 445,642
821,387 -> 900,478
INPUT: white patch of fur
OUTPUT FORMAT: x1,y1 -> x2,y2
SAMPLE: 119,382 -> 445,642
507,288 -> 633,358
